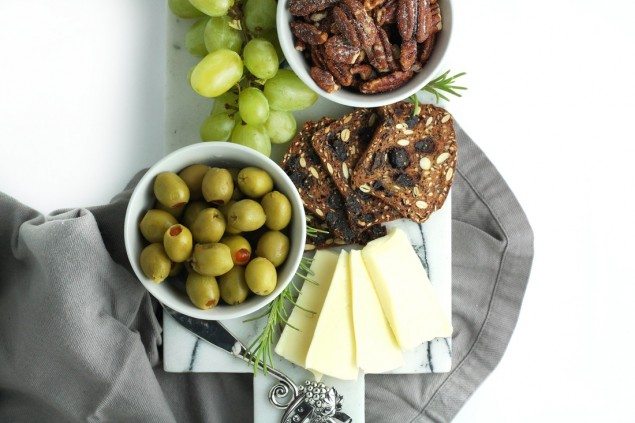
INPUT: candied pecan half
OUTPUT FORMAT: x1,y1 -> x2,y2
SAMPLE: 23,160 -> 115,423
325,58 -> 354,86
289,0 -> 339,17
419,33 -> 436,63
365,43 -> 389,73
325,35 -> 361,64
332,6 -> 361,48
397,0 -> 417,40
416,0 -> 442,42
341,0 -> 378,49
351,64 -> 374,80
291,21 -> 328,45
377,27 -> 397,71
310,66 -> 340,93
375,0 -> 397,25
310,46 -> 327,68
400,39 -> 417,70
360,70 -> 413,93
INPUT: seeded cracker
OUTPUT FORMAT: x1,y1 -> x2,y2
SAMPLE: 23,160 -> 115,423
310,109 -> 402,236
282,119 -> 357,243
351,101 -> 457,222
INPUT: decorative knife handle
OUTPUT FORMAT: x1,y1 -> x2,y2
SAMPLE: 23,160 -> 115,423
230,341 -> 351,423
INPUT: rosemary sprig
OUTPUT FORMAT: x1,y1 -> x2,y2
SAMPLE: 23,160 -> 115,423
420,70 -> 467,103
245,255 -> 318,375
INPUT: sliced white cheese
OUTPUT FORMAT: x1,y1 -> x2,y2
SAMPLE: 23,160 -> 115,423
349,250 -> 404,373
305,251 -> 358,380
274,250 -> 339,373
361,228 -> 453,351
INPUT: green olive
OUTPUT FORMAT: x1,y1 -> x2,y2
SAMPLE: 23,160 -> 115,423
191,243 -> 234,276
245,257 -> 277,296
178,164 -> 209,200
163,224 -> 193,262
156,201 -> 185,219
140,243 -> 172,283
169,262 -> 184,277
186,272 -> 220,309
154,171 -> 190,208
182,201 -> 207,228
219,266 -> 249,305
261,191 -> 292,231
202,167 -> 234,205
139,209 -> 178,243
237,167 -> 273,198
191,208 -> 226,243
220,235 -> 252,265
227,199 -> 266,232
256,231 -> 289,267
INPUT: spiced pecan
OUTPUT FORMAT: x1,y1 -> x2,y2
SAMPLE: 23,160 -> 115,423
310,66 -> 340,93
325,35 -> 361,64
400,39 -> 417,70
291,21 -> 328,45
341,0 -> 378,49
375,0 -> 397,25
311,46 -> 327,68
360,70 -> 413,93
325,58 -> 354,86
365,43 -> 389,73
419,33 -> 436,63
289,0 -> 339,17
377,27 -> 397,71
332,6 -> 361,48
416,0 -> 442,42
351,64 -> 374,80
397,0 -> 417,40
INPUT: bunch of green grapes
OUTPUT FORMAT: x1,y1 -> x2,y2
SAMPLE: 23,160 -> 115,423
170,0 -> 318,156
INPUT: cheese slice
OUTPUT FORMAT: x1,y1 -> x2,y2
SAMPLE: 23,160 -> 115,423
305,251 -> 358,380
274,250 -> 339,372
349,250 -> 403,373
361,228 -> 453,351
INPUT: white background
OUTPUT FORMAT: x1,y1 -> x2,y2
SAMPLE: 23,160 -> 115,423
1,0 -> 634,421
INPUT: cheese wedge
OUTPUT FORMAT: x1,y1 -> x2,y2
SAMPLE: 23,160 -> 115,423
305,251 -> 358,380
274,250 -> 339,372
349,250 -> 404,373
361,228 -> 453,351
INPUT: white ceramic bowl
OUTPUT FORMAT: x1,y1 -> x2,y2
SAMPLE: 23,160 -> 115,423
124,143 -> 306,320
277,0 -> 453,108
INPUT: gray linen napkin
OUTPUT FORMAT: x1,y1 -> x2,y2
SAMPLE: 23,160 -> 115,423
0,125 -> 532,423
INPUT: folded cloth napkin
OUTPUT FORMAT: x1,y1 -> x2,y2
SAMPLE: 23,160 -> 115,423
0,125 -> 533,423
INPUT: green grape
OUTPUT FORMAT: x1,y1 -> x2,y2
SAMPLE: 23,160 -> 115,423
169,0 -> 204,18
265,111 -> 297,144
189,0 -> 234,17
243,0 -> 276,34
260,30 -> 284,64
243,39 -> 279,80
200,112 -> 235,141
211,90 -> 238,115
230,124 -> 272,156
238,87 -> 270,126
264,70 -> 318,111
204,15 -> 243,54
191,49 -> 243,98
185,18 -> 209,57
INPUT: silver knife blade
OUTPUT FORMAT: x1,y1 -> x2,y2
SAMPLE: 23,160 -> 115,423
163,306 -> 243,356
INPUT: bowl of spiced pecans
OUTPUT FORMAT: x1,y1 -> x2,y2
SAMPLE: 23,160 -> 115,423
277,0 -> 452,108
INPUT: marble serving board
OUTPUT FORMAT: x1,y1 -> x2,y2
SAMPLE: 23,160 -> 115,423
163,9 -> 452,423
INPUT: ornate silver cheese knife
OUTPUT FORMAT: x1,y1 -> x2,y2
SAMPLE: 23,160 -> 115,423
164,306 -> 352,423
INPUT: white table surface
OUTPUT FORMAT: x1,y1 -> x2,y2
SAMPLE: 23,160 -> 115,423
2,0 -> 635,421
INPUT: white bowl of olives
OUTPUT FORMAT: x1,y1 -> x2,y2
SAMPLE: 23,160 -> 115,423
124,142 -> 306,320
